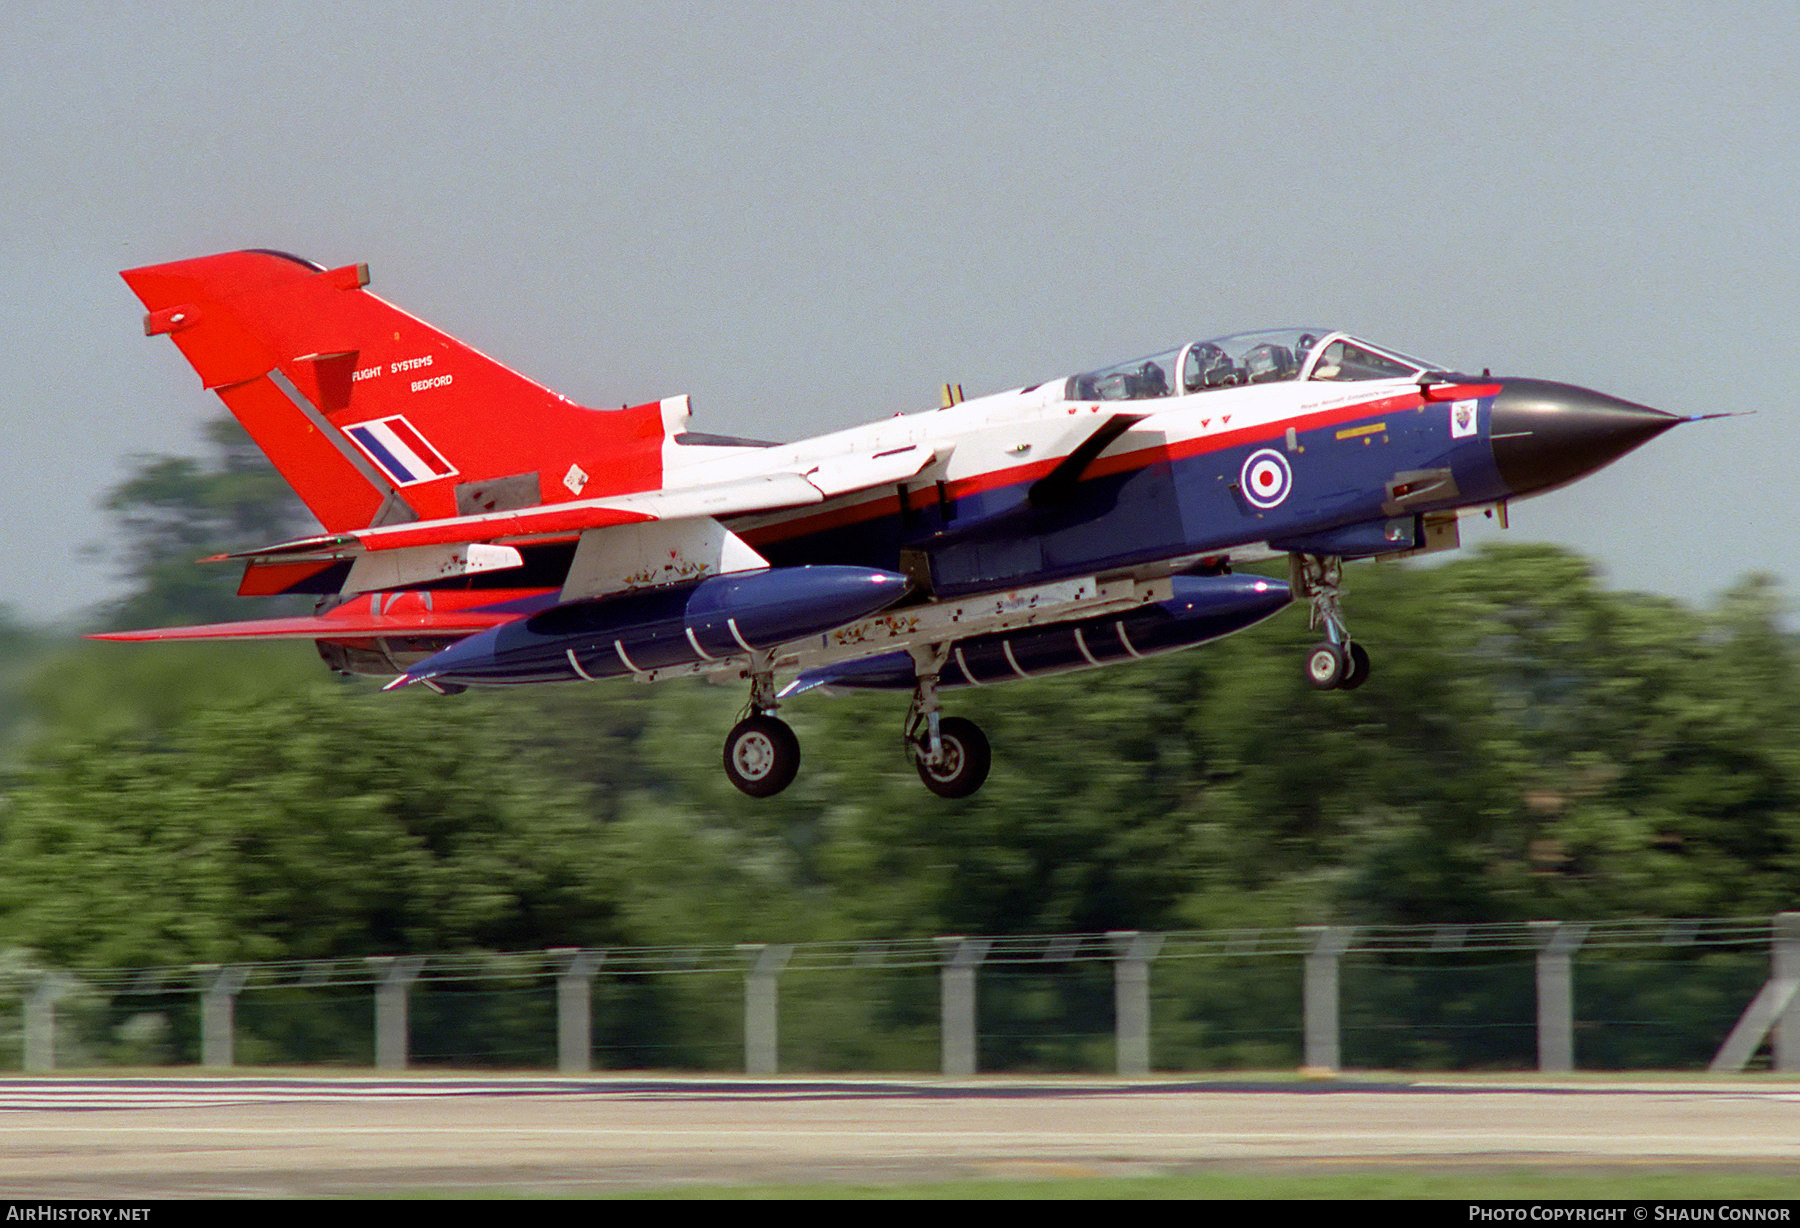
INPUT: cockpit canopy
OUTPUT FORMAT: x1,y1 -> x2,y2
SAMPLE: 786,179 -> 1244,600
1064,330 -> 1437,402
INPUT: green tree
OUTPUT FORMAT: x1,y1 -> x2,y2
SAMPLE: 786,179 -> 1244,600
0,604 -> 56,763
0,687 -> 624,968
98,416 -> 310,631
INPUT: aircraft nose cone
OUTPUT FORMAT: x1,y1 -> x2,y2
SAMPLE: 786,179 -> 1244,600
1489,379 -> 1682,498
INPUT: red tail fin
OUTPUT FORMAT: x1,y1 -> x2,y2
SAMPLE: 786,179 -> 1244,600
121,250 -> 671,532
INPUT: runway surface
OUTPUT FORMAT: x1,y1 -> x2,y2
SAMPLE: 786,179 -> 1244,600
3,1074 -> 1800,1197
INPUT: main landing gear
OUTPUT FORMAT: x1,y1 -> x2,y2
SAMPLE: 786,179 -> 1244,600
905,646 -> 991,799
719,647 -> 993,799
723,713 -> 801,797
1293,553 -> 1370,692
723,656 -> 801,798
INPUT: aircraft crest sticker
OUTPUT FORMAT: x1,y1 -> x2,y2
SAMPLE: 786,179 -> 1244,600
1451,399 -> 1479,439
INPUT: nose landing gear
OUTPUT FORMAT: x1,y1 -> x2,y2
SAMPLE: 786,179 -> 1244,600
1304,638 -> 1370,691
1293,554 -> 1370,692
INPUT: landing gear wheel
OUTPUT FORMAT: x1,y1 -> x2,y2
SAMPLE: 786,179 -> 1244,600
1339,642 -> 1372,691
913,716 -> 991,799
723,714 -> 800,798
1305,642 -> 1349,690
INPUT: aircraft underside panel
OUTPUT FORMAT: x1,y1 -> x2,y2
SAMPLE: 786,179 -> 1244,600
790,573 -> 1292,692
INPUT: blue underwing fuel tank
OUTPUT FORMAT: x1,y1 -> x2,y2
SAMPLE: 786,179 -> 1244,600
398,565 -> 914,687
783,572 -> 1292,694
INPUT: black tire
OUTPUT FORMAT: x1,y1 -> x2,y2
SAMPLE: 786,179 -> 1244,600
723,715 -> 800,798
1305,641 -> 1348,690
1339,642 -> 1372,691
915,716 -> 991,799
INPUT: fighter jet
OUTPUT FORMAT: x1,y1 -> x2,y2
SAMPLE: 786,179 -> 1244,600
102,250 -> 1688,797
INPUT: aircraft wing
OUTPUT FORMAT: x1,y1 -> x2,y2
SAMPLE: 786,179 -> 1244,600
218,444 -> 940,562
212,444 -> 941,599
215,472 -> 823,562
89,600 -> 524,643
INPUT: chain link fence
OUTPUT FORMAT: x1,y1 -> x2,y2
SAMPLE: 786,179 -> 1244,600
1,916 -> 1790,1074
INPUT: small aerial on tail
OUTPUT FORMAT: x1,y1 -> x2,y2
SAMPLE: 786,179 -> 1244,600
104,249 -> 1694,797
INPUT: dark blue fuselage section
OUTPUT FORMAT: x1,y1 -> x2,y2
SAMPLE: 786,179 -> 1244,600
401,389 -> 1516,689
749,392 -> 1506,593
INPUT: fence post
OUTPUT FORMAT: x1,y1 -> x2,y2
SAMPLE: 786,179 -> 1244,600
24,974 -> 62,1072
1776,913 -> 1800,1073
197,965 -> 249,1068
936,937 -> 990,1076
1713,912 -> 1800,1072
367,956 -> 424,1071
739,944 -> 794,1075
1530,921 -> 1589,1073
1300,926 -> 1354,1072
1109,931 -> 1164,1076
551,948 -> 602,1073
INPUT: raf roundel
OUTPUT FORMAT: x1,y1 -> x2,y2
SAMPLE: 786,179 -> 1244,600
1239,448 -> 1293,509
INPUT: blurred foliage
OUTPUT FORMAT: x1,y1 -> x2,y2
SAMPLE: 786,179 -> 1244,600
1,419 -> 1799,1068
0,687 -> 626,967
97,416 -> 311,631
0,605 -> 57,761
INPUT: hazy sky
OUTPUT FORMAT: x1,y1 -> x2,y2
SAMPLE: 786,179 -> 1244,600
4,2 -> 1795,625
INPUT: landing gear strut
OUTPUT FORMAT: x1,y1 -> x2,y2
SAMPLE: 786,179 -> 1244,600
723,653 -> 800,797
905,646 -> 991,798
1293,554 -> 1370,692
